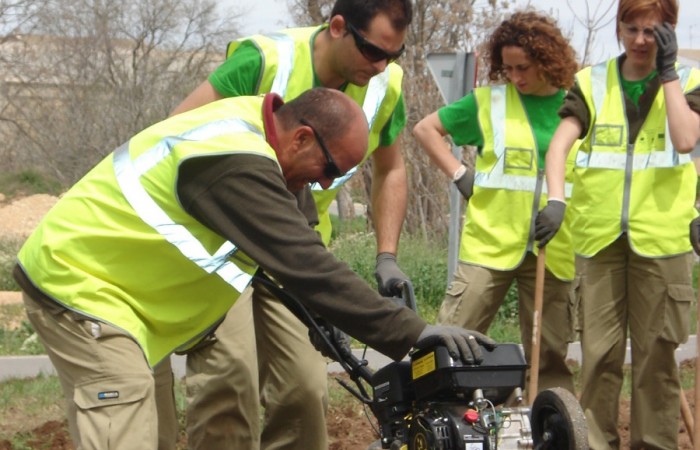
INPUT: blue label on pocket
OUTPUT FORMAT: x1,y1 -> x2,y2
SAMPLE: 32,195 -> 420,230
98,391 -> 119,400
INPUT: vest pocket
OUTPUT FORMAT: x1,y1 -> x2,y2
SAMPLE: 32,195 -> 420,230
659,283 -> 693,344
591,124 -> 623,146
504,147 -> 533,172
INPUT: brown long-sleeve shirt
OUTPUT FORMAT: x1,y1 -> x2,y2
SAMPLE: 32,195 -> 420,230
173,153 -> 426,361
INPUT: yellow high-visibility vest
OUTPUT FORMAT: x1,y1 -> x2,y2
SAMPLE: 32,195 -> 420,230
18,97 -> 273,366
572,59 -> 700,257
461,84 -> 576,280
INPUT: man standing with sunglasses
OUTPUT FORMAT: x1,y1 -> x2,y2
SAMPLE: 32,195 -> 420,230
169,1 -> 414,448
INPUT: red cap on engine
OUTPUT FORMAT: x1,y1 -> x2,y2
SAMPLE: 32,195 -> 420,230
464,409 -> 479,423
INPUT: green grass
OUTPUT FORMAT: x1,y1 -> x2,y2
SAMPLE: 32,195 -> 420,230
329,228 -> 522,341
0,304 -> 45,355
0,321 -> 45,356
0,375 -> 189,448
0,237 -> 23,291
0,374 -> 64,415
0,170 -> 63,199
329,215 -> 371,240
0,374 -> 66,447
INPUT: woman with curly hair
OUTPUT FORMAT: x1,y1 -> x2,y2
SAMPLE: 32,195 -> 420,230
540,0 -> 700,447
413,10 -> 578,394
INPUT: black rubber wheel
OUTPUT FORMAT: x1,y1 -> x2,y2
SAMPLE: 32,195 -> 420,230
531,387 -> 588,450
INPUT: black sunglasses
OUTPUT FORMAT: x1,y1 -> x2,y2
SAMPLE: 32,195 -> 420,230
345,21 -> 405,64
300,118 -> 342,179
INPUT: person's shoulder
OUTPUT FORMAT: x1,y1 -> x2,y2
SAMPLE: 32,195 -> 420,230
233,26 -> 317,49
282,25 -> 325,42
574,57 -> 616,75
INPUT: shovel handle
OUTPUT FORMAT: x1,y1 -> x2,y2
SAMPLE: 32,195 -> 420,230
528,248 -> 546,405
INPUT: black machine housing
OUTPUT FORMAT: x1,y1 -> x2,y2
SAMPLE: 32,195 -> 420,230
370,343 -> 528,449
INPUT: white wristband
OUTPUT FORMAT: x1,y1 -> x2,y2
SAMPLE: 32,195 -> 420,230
548,197 -> 567,204
452,165 -> 467,181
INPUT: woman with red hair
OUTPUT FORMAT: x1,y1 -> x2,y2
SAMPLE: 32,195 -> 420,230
541,0 -> 700,447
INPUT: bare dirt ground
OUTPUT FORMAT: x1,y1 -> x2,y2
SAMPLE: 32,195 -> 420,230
0,194 -> 695,449
0,193 -> 58,241
0,292 -> 21,305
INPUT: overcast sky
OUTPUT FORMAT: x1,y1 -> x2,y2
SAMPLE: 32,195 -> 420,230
229,0 -> 700,63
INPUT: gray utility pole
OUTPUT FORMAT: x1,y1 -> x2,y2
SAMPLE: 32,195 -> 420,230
425,52 -> 478,286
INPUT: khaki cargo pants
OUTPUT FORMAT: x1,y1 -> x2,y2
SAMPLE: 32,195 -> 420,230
185,280 -> 329,450
437,253 -> 575,394
578,237 -> 693,450
23,292 -> 177,450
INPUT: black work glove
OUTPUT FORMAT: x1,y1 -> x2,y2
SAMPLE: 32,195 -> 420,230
454,167 -> 475,201
653,22 -> 678,83
415,325 -> 497,365
375,252 -> 411,296
534,200 -> 566,248
690,216 -> 700,255
308,318 -> 352,360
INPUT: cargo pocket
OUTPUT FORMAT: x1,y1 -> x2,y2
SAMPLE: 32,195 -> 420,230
73,376 -> 156,449
659,284 -> 693,344
436,279 -> 469,326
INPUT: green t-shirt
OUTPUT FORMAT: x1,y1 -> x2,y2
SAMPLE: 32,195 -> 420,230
620,70 -> 657,106
208,38 -> 406,147
438,86 -> 565,169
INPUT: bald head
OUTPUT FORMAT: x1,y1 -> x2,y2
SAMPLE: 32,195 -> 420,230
276,88 -> 368,166
274,88 -> 369,191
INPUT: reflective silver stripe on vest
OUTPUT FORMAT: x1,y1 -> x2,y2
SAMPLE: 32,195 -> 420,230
269,32 -> 296,97
362,69 -> 390,130
576,63 -> 692,170
473,85 -> 573,197
113,118 -> 262,292
590,62 -> 608,117
310,68 -> 392,191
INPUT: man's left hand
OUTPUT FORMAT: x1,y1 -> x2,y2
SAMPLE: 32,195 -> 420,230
375,252 -> 411,296
415,325 -> 497,365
